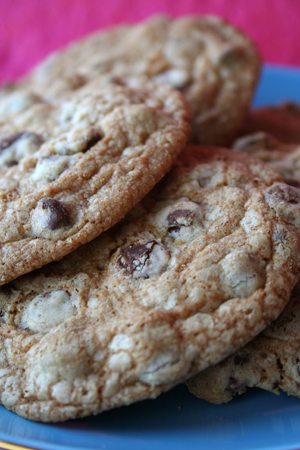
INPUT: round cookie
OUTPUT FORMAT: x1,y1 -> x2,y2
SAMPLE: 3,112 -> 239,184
1,146 -> 300,422
240,102 -> 300,144
232,132 -> 300,186
0,79 -> 190,285
186,283 -> 300,403
2,15 -> 261,146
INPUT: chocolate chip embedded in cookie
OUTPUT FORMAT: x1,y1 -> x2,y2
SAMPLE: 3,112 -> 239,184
14,15 -> 260,146
30,198 -> 72,238
0,131 -> 44,167
118,240 -> 170,279
0,79 -> 190,285
1,146 -> 300,422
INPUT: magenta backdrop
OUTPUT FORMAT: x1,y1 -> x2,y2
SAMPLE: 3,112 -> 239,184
1,0 -> 300,86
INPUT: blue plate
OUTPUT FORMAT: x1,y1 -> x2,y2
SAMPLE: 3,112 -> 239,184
1,64 -> 300,450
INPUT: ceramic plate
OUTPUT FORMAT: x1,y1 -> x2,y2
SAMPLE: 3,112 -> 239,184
1,65 -> 300,450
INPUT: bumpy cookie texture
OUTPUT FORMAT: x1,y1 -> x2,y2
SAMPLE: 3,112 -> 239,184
5,15 -> 261,146
0,79 -> 190,285
186,283 -> 300,403
233,132 -> 300,187
1,146 -> 300,422
240,102 -> 300,144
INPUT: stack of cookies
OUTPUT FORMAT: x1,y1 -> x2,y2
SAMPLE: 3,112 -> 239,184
187,103 -> 300,403
0,15 -> 300,423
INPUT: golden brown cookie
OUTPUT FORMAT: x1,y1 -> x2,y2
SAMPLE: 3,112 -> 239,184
233,132 -> 300,187
1,146 -> 300,422
186,283 -> 300,403
0,79 -> 190,285
240,102 -> 300,144
3,15 -> 261,146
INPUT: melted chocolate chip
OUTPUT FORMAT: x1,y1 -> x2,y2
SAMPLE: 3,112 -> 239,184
167,209 -> 195,232
118,240 -> 157,275
265,184 -> 300,205
41,198 -> 71,230
0,131 -> 44,152
0,132 -> 24,151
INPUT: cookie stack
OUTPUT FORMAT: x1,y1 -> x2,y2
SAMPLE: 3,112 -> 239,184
187,103 -> 300,403
0,15 -> 300,422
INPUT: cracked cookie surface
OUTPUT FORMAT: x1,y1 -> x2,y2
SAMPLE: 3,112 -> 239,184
2,15 -> 260,146
0,79 -> 190,285
1,146 -> 300,422
186,283 -> 300,403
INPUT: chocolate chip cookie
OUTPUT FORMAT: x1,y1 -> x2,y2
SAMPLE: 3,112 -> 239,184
5,15 -> 260,146
240,102 -> 300,144
1,146 -> 300,422
233,132 -> 300,187
186,283 -> 300,403
0,79 -> 190,285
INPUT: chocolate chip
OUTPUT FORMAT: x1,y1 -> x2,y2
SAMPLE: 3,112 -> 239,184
5,160 -> 18,167
167,209 -> 195,232
0,132 -> 24,152
119,241 -> 157,275
41,198 -> 71,230
0,131 -> 44,152
234,353 -> 250,366
265,184 -> 300,205
118,240 -> 170,279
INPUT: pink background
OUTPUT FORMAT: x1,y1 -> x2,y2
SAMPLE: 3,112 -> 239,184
1,0 -> 300,86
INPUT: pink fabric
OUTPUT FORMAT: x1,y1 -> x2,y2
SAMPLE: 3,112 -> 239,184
1,0 -> 300,86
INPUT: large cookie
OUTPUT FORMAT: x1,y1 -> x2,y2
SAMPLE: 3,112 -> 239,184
232,132 -> 300,186
2,15 -> 261,146
240,102 -> 300,144
0,79 -> 190,285
186,284 -> 300,403
1,146 -> 300,422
